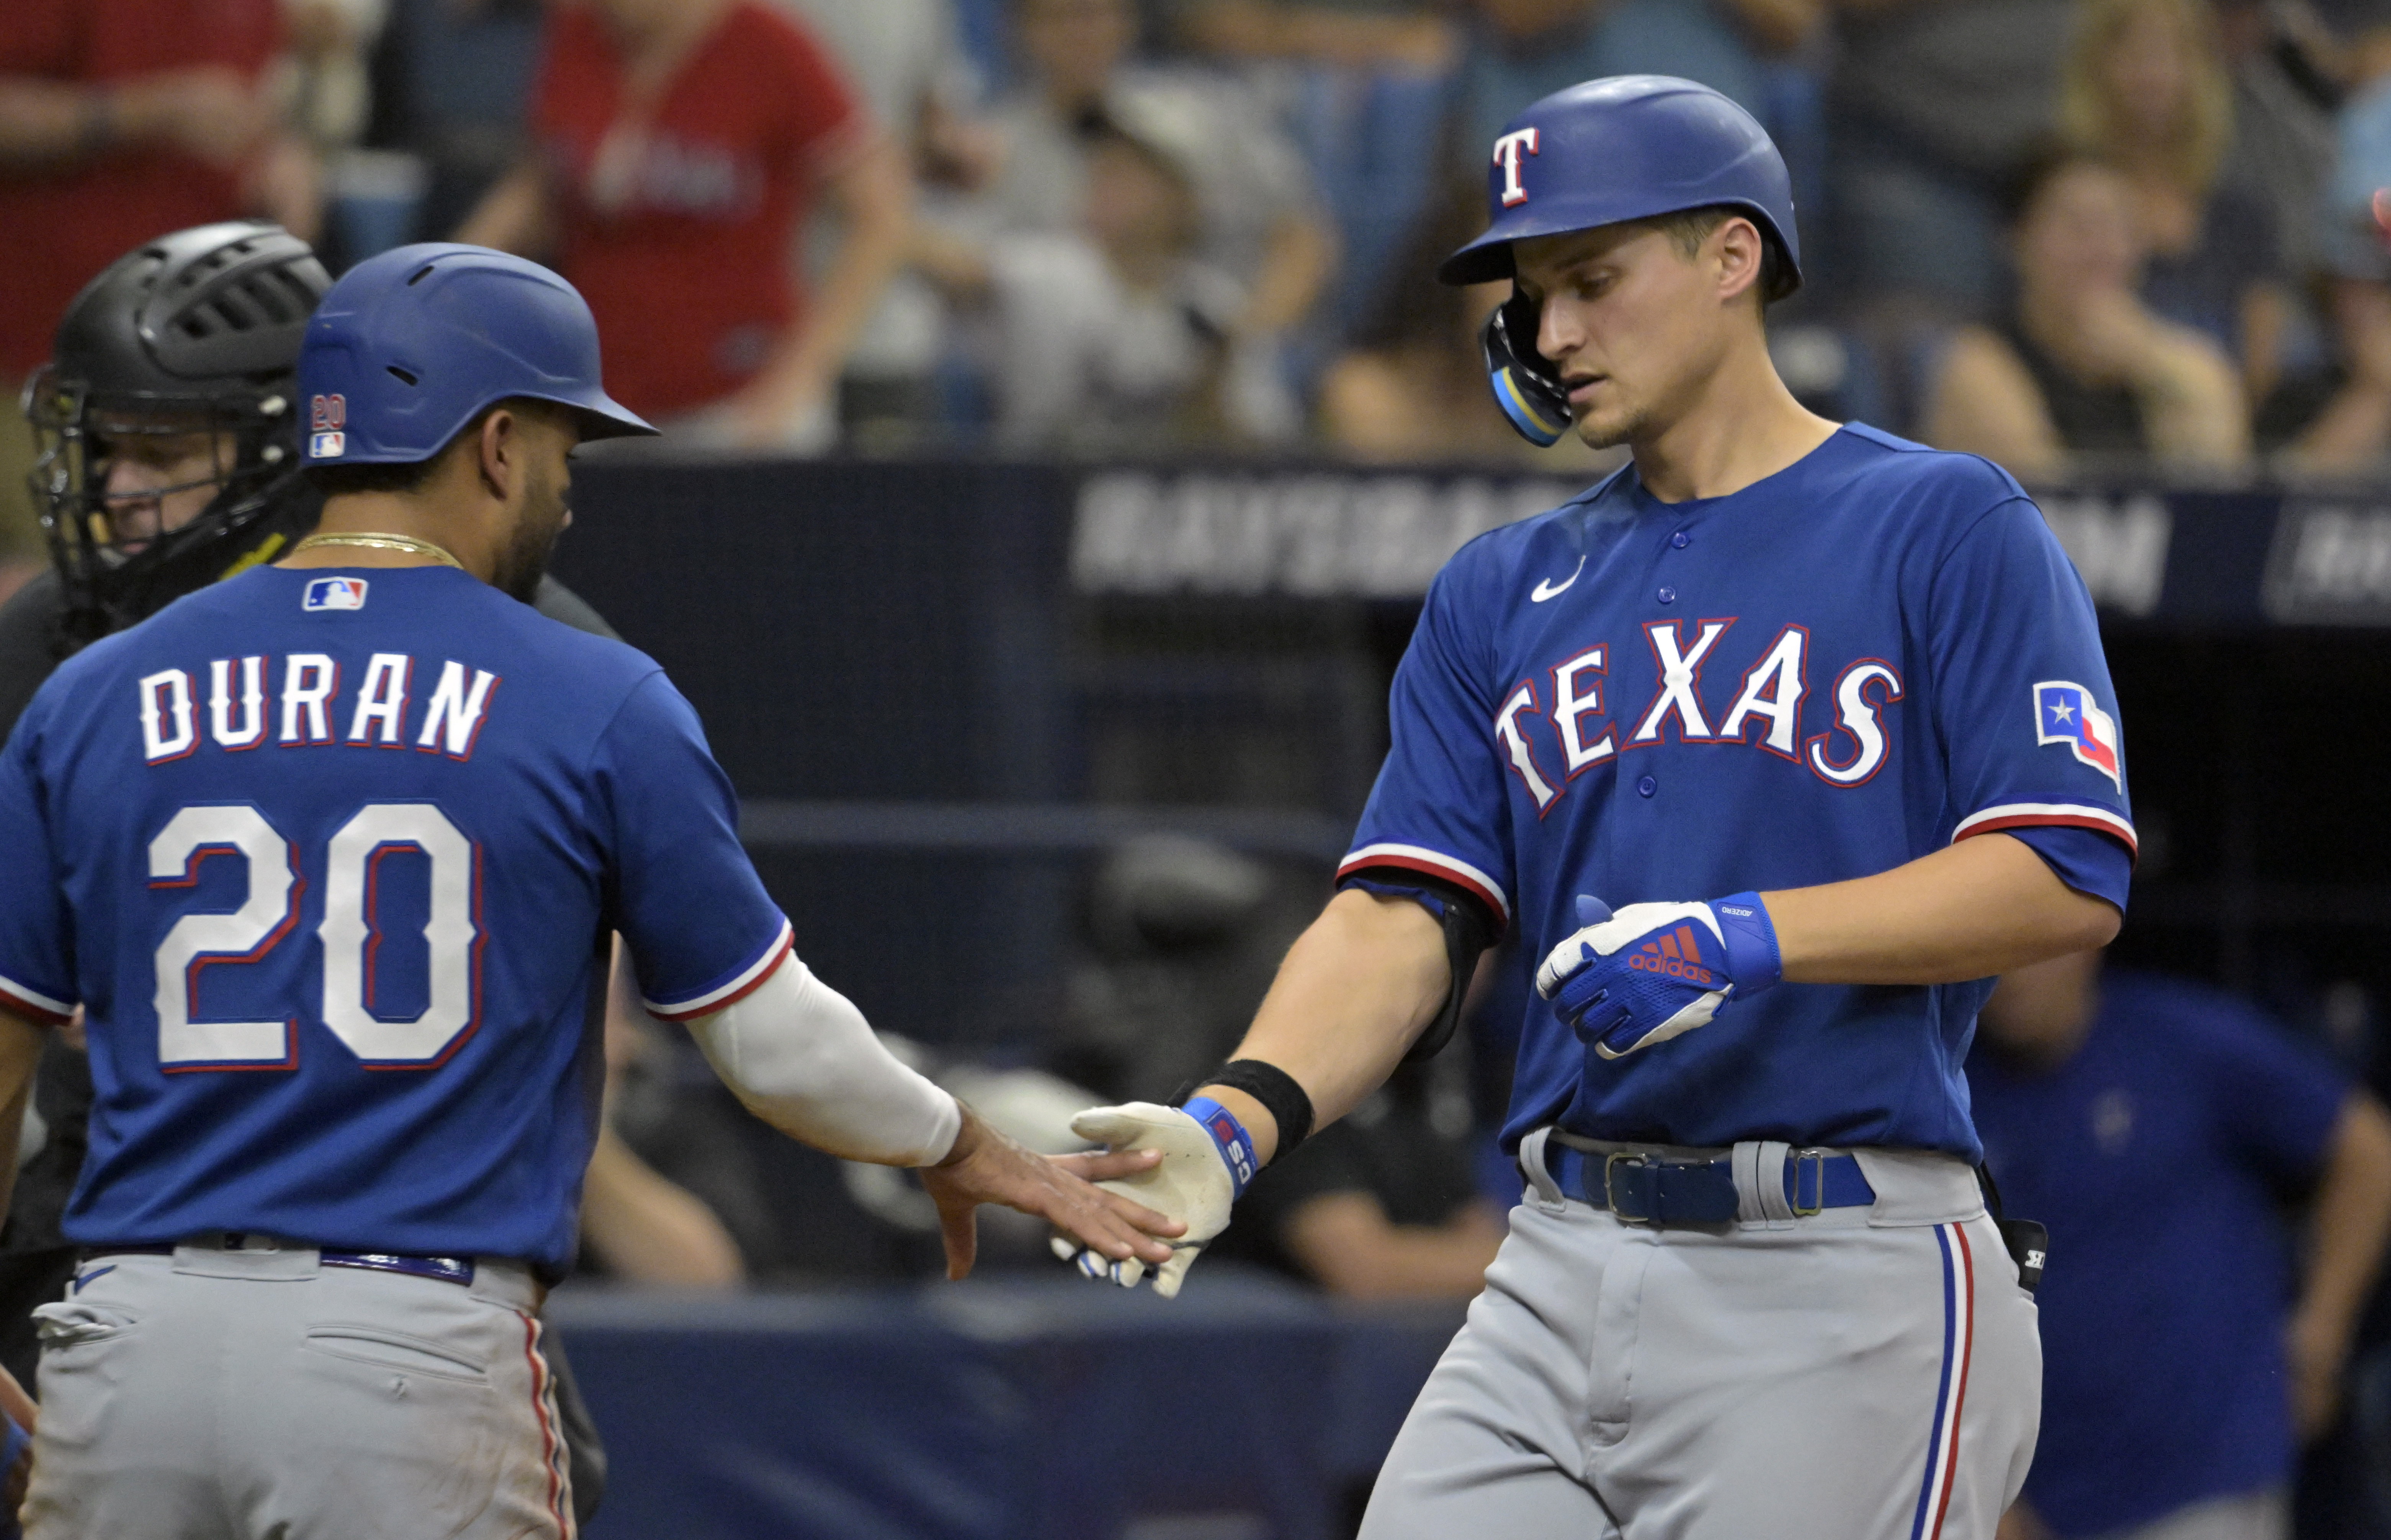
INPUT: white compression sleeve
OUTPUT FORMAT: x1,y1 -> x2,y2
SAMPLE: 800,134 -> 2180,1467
682,954 -> 962,1167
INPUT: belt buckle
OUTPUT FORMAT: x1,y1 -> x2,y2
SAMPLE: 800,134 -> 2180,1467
1790,1149 -> 1827,1217
1603,1152 -> 1654,1225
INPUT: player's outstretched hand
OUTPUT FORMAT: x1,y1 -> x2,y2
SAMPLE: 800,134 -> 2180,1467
1536,893 -> 1783,1058
1050,1102 -> 1242,1299
921,1105 -> 1185,1282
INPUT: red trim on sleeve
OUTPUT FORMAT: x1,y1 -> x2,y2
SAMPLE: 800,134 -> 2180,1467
642,925 -> 795,1022
0,976 -> 71,1028
1953,812 -> 2137,862
1336,850 -> 1510,931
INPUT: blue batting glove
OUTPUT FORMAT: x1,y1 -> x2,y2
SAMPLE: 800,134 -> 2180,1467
1535,892 -> 1783,1059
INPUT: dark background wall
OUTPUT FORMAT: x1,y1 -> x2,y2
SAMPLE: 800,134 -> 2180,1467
553,458 -> 2391,1076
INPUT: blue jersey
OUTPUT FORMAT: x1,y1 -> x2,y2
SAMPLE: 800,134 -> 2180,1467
0,564 -> 790,1272
1341,425 -> 2136,1159
1969,971 -> 2345,1536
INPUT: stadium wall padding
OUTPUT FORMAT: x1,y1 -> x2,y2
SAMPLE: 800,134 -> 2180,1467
550,1274 -> 1465,1540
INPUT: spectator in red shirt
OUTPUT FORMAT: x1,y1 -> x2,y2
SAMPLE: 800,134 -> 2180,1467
0,0 -> 313,598
461,0 -> 911,449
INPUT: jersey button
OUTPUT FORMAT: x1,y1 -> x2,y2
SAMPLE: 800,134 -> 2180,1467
1657,586 -> 1676,604
1637,775 -> 1657,797
1671,531 -> 1690,548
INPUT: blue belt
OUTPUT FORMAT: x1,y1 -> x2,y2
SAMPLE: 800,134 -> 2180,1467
87,1241 -> 475,1287
1545,1143 -> 1876,1225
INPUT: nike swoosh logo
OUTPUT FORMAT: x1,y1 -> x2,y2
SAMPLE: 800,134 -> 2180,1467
1531,556 -> 1585,603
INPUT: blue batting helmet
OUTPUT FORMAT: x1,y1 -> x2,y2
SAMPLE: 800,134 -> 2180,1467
296,243 -> 654,466
1438,76 -> 1802,291
1445,77 -> 1802,448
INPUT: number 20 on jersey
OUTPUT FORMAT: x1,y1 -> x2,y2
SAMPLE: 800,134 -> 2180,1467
149,802 -> 480,1071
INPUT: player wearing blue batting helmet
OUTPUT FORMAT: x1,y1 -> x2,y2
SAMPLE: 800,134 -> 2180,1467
0,230 -> 658,1537
292,244 -> 655,603
298,243 -> 654,469
1438,76 -> 1802,447
1063,69 -> 2130,1540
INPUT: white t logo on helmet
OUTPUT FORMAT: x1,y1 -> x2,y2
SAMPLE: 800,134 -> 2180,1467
1493,128 -> 1540,208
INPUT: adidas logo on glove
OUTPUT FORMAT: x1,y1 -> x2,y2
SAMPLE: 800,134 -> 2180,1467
1627,926 -> 1717,986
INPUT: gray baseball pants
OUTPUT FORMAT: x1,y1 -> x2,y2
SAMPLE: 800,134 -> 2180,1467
1361,1137 -> 2041,1540
21,1239 -> 574,1539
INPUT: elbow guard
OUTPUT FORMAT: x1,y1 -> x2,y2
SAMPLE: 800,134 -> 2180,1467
1338,872 -> 1499,1062
684,955 -> 962,1167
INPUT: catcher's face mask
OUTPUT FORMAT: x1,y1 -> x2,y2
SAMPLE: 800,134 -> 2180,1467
24,368 -> 297,642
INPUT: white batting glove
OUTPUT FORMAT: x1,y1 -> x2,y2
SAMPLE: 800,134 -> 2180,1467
1049,1100 -> 1241,1299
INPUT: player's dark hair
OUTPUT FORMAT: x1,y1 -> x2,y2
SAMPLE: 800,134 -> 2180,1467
304,456 -> 446,499
304,399 -> 548,500
1642,204 -> 1796,306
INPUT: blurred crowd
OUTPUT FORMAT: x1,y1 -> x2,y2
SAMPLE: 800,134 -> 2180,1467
19,0 -> 2391,523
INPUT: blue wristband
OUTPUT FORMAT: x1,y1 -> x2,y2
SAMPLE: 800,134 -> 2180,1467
1182,1096 -> 1258,1199
1711,892 -> 1783,995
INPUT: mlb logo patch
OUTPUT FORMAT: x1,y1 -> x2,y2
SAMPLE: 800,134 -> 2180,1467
2033,680 -> 2121,789
309,431 -> 345,459
303,577 -> 369,612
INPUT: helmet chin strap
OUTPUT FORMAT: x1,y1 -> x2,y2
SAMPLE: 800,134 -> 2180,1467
1481,293 -> 1573,447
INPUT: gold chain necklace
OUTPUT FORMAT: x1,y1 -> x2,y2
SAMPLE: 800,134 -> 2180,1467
289,532 -> 464,569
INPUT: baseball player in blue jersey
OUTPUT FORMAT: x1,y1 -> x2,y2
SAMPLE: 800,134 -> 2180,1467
1058,77 -> 2137,1538
0,244 -> 1181,1538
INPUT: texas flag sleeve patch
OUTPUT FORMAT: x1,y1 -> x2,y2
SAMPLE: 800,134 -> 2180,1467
2033,680 -> 2122,789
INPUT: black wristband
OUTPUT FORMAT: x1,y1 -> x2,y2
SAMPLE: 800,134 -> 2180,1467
1179,1059 -> 1314,1159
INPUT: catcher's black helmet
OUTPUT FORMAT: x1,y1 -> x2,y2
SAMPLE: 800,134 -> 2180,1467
25,221 -> 331,646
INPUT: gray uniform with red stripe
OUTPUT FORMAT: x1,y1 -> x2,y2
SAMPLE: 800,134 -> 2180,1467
1359,1144 -> 2040,1540
23,1244 -> 574,1539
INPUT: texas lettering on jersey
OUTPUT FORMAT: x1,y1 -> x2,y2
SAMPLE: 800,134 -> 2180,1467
135,653 -> 500,764
1339,425 -> 2136,1162
1492,621 -> 1906,813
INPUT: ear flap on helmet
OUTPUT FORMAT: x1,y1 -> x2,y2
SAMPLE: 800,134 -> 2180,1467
1480,294 -> 1572,447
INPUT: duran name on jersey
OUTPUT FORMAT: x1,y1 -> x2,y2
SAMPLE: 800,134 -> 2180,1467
1341,425 -> 2137,1162
0,565 -> 792,1272
133,648 -> 502,763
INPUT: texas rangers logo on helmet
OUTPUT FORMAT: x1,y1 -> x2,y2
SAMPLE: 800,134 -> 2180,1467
1493,128 -> 1539,207
2033,680 -> 2121,788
